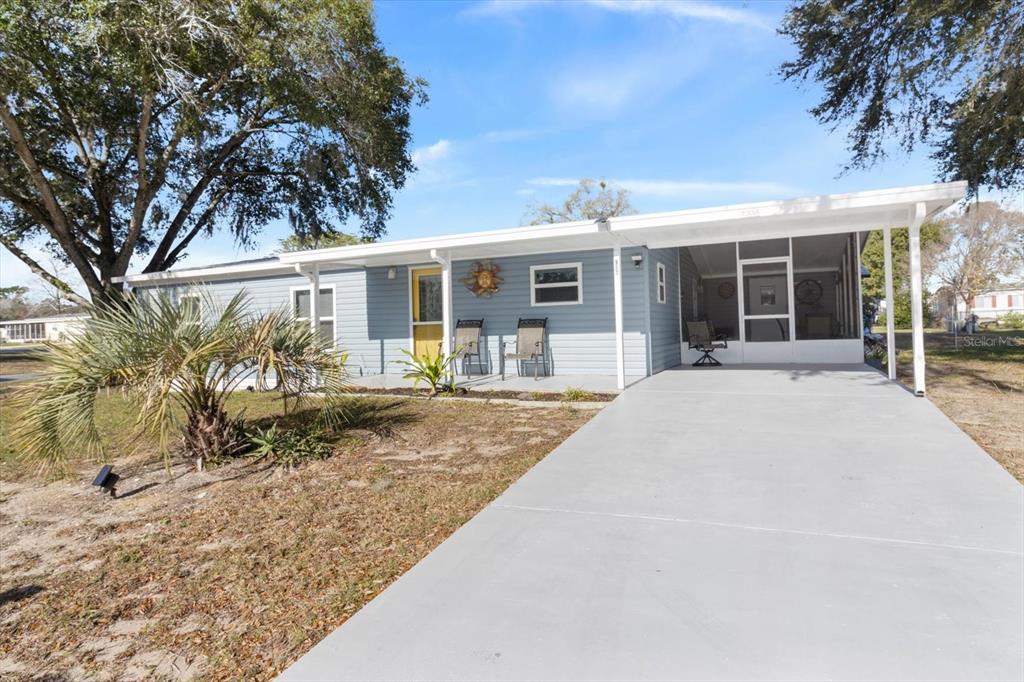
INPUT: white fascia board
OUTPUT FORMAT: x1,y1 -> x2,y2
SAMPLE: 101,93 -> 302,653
278,220 -> 607,265
607,181 -> 966,235
115,259 -> 294,286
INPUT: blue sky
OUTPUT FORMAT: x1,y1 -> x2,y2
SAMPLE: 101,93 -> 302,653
0,0 -> 991,296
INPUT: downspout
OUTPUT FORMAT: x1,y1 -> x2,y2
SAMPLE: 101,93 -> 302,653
642,246 -> 652,377
597,218 -> 626,391
883,227 -> 897,380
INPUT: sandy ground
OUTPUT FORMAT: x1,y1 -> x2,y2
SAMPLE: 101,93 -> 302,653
0,398 -> 596,680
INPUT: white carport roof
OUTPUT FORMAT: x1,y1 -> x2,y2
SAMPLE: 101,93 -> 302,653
118,181 -> 966,286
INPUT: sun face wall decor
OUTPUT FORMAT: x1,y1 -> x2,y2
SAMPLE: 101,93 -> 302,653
461,260 -> 503,297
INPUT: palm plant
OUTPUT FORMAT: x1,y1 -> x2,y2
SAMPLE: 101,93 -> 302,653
397,347 -> 459,396
11,291 -> 349,475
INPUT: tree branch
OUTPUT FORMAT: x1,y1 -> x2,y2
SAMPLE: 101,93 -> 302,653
142,124 -> 257,273
159,186 -> 231,268
0,233 -> 90,307
0,97 -> 103,295
112,93 -> 154,275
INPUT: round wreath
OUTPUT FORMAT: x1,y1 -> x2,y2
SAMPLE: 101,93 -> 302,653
461,260 -> 503,297
795,279 -> 823,305
717,281 -> 736,299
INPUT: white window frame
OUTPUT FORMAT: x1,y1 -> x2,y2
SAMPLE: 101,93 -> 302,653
656,262 -> 667,304
290,283 -> 337,346
529,262 -> 583,307
178,292 -> 202,325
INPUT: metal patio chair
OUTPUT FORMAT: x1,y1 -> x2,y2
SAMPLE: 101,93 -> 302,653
687,320 -> 727,367
454,318 -> 484,378
502,318 -> 547,380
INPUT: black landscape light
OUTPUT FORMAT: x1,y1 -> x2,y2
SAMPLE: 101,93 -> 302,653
92,465 -> 119,498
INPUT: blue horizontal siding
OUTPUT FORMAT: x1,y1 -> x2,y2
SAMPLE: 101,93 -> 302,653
452,248 -> 648,376
136,246 -> 655,378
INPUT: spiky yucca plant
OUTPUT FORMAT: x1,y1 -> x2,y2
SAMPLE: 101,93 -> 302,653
11,291 -> 349,475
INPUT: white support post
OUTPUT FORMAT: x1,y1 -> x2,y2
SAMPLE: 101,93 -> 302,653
612,245 -> 625,390
883,227 -> 897,380
430,249 -> 453,357
908,202 -> 927,396
855,231 -> 864,342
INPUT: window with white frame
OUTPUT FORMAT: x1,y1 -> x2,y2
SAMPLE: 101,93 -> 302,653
179,293 -> 202,326
292,285 -> 336,345
656,262 -> 667,303
530,263 -> 582,306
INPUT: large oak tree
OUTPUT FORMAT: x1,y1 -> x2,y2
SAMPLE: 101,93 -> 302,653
779,0 -> 1023,196
1,0 -> 425,303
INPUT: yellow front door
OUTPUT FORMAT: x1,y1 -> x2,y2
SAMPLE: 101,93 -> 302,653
411,267 -> 443,358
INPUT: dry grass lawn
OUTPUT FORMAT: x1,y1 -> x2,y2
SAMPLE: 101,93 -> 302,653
0,391 -> 596,680
890,330 -> 1023,483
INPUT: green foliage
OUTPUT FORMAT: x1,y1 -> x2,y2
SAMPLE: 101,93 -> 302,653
0,0 -> 426,301
876,291 -> 934,330
560,386 -> 594,402
9,291 -> 349,475
525,178 -> 637,225
861,226 -> 942,328
277,232 -> 368,253
779,0 -> 1024,196
398,348 -> 458,396
248,423 -> 333,471
999,312 -> 1024,329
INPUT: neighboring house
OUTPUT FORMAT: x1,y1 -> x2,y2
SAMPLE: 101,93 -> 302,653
932,283 -> 1024,324
116,182 -> 966,395
0,313 -> 88,343
968,284 -> 1024,322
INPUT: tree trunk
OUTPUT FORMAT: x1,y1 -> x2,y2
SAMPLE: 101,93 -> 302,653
180,404 -> 247,468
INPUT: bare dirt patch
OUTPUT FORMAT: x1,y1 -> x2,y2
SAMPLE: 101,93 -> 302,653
0,396 -> 595,680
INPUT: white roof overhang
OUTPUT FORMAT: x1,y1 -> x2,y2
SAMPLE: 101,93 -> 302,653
117,181 -> 966,285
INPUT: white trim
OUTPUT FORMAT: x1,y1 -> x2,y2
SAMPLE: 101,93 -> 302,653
290,283 -> 337,347
612,247 -> 625,390
178,291 -> 203,326
529,262 -> 583,307
116,182 -> 967,285
408,264 -> 444,354
656,262 -> 667,304
430,249 -> 453,356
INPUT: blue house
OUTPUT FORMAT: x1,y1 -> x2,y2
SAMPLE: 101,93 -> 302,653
117,182 -> 965,394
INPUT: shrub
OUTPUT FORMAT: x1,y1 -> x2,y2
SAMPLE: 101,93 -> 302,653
248,424 -> 334,472
10,291 -> 349,475
998,312 -> 1024,329
398,348 -> 458,396
561,386 -> 594,402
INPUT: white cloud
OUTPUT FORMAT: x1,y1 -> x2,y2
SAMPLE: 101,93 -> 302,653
465,0 -> 772,30
411,138 -> 452,166
527,177 -> 581,187
525,177 -> 802,199
616,179 -> 801,198
587,0 -> 771,30
410,139 -> 456,185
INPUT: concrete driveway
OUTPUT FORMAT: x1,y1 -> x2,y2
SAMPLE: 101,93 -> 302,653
281,366 -> 1023,681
